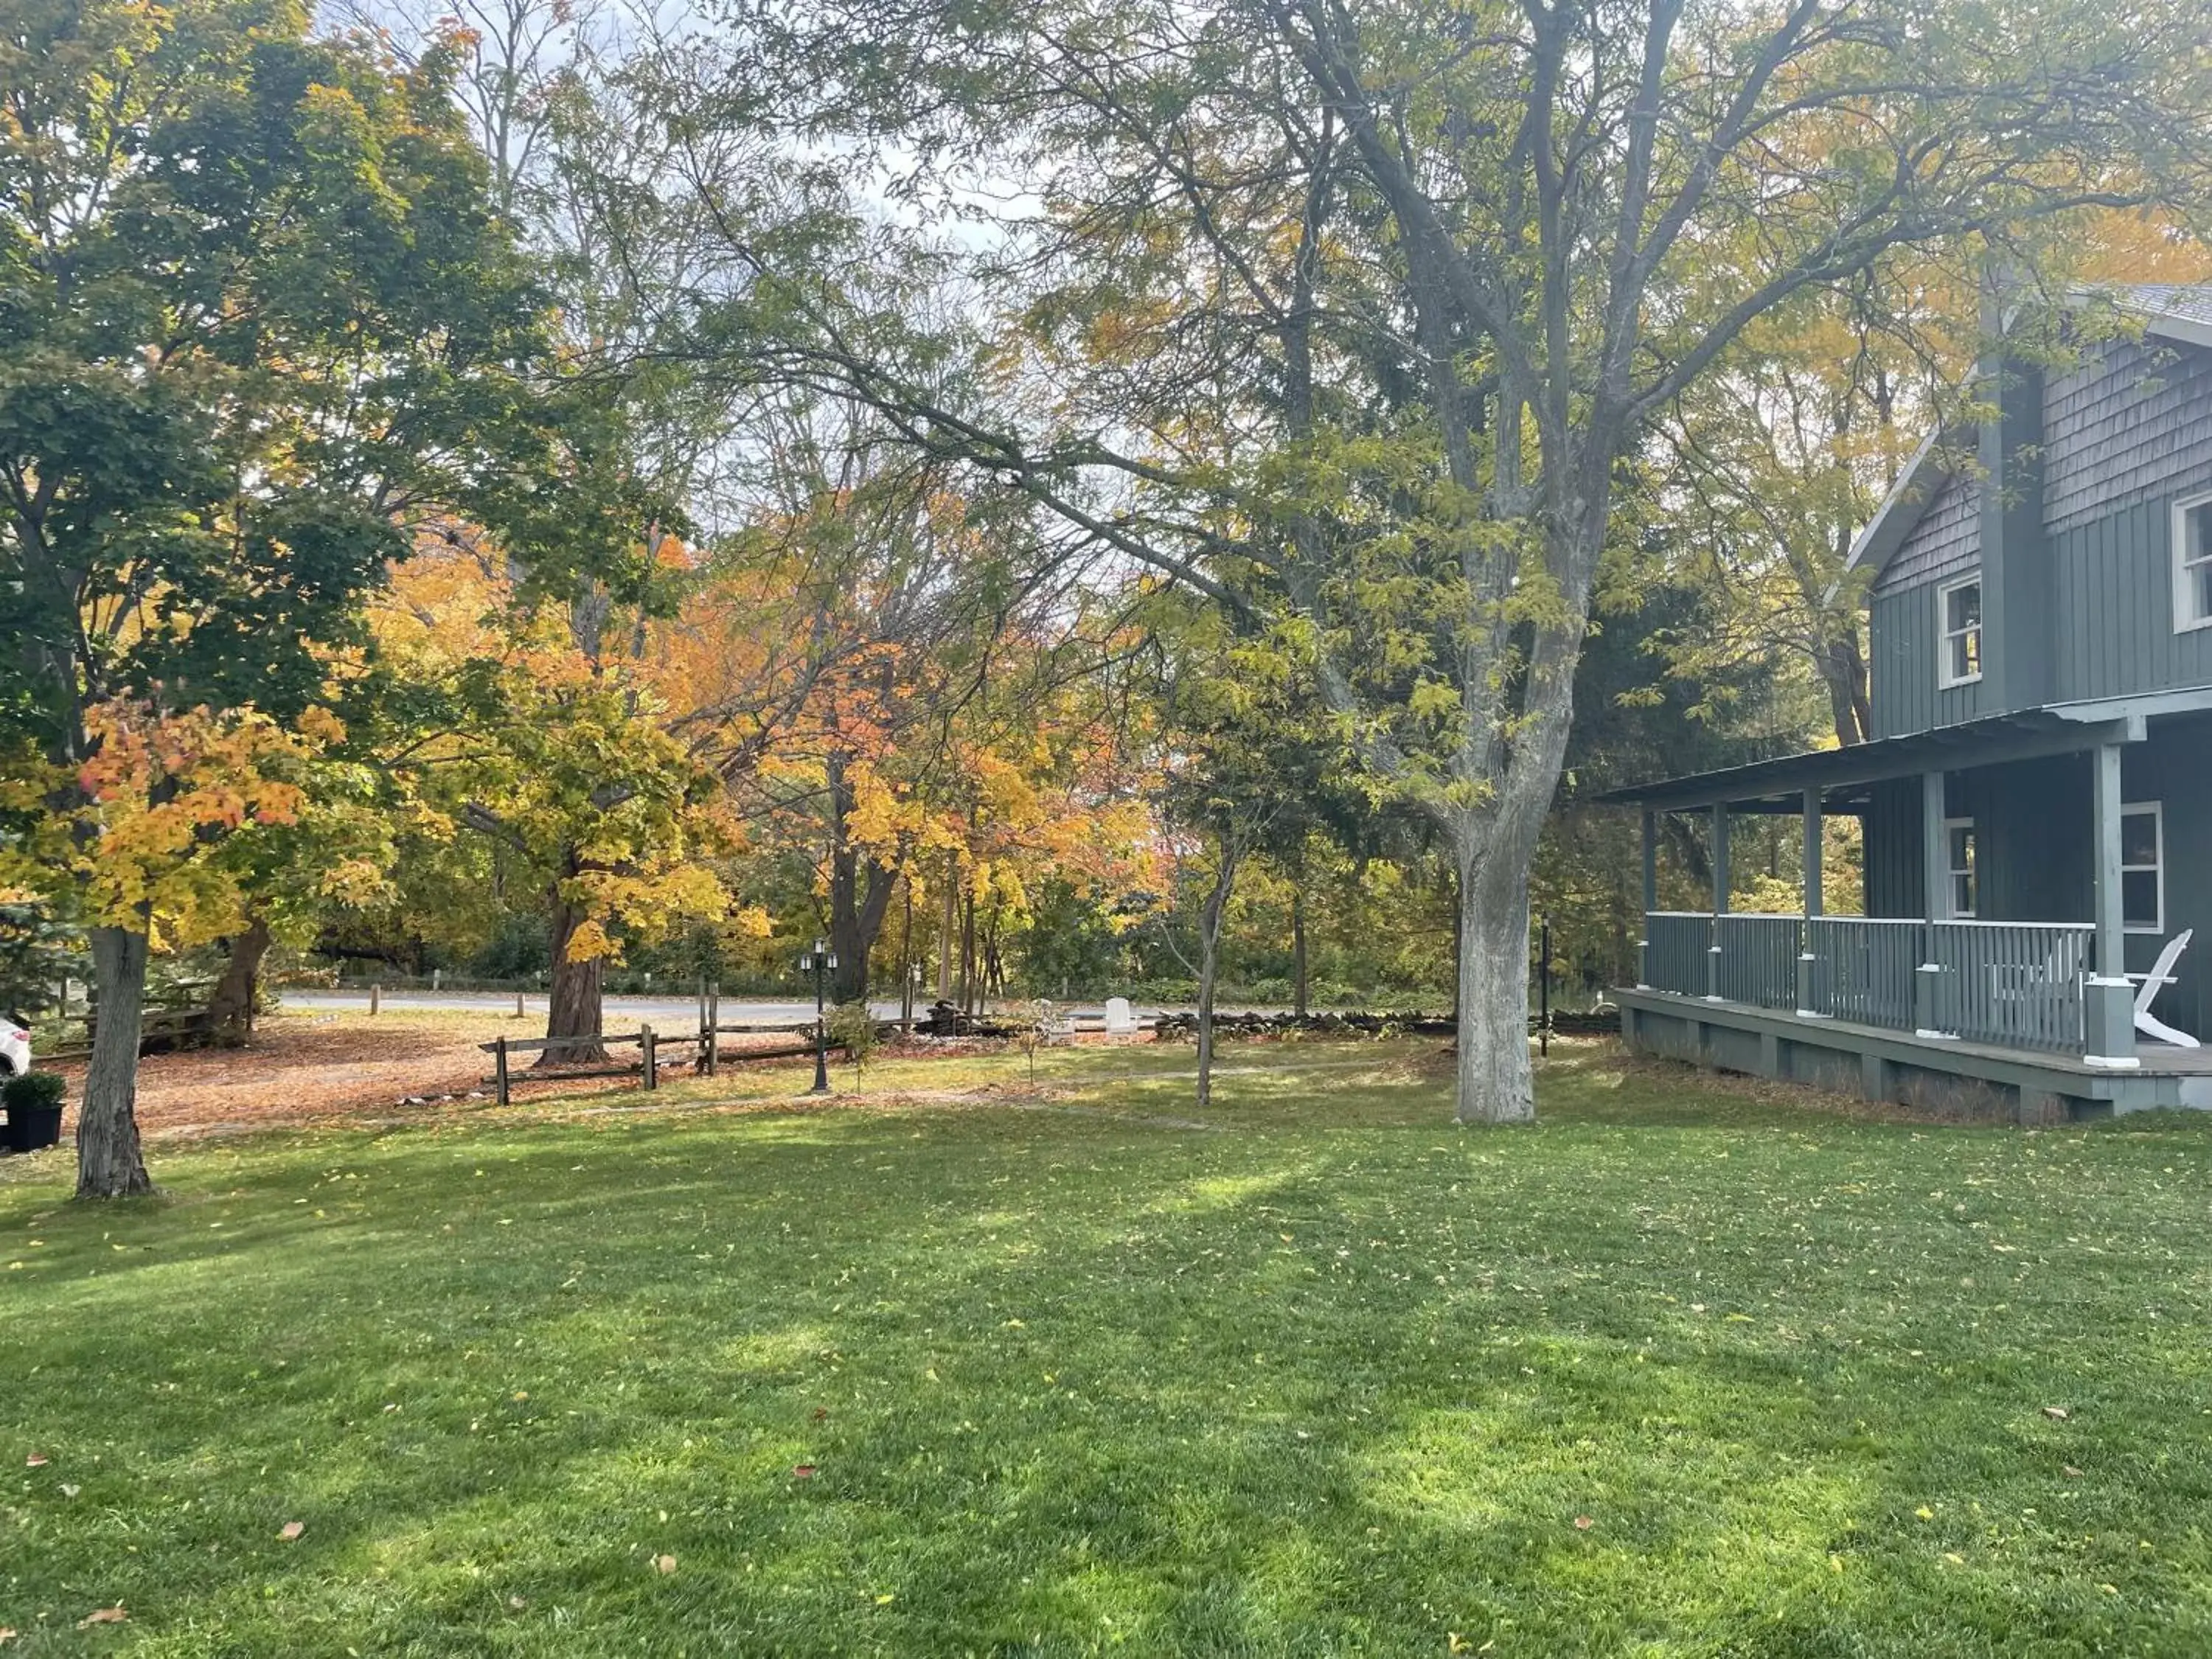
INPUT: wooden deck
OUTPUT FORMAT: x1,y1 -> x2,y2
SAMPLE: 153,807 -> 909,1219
1616,987 -> 2212,1119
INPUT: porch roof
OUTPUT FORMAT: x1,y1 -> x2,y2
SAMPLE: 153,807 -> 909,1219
1596,686 -> 2212,813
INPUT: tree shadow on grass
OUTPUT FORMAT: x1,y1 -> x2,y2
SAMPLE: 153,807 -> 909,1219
2,1062 -> 2210,1653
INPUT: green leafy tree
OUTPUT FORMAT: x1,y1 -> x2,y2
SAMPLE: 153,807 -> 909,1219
0,0 -> 565,1194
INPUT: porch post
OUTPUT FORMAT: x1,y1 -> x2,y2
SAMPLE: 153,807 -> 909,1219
1707,804 -> 1728,1001
2085,740 -> 2138,1068
1797,787 -> 1821,1016
1916,771 -> 1951,1037
1637,808 -> 1656,989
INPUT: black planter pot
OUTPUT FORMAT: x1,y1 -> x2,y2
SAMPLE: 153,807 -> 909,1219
2,1105 -> 62,1153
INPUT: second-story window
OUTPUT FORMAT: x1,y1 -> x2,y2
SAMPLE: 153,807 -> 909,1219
2174,493 -> 2212,632
1938,575 -> 1982,687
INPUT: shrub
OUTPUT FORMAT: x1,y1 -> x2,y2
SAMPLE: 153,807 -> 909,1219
825,1001 -> 880,1076
4,1070 -> 66,1113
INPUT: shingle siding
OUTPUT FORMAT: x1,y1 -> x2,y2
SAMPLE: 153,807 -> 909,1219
1871,469 -> 1978,597
2045,338 -> 2212,535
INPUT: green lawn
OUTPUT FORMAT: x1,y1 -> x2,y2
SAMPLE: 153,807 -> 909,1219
4,1040 -> 2211,1656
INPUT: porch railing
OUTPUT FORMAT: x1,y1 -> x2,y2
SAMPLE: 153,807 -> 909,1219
1929,921 -> 2093,1052
1714,914 -> 1802,1010
1644,911 -> 1712,997
1809,917 -> 1921,1030
1642,911 -> 2098,1054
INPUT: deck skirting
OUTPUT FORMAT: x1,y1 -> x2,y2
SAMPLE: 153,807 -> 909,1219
1617,988 -> 2212,1121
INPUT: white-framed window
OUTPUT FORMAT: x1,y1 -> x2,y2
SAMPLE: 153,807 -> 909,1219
2122,801 -> 2164,934
1937,574 -> 1983,687
1944,817 -> 1978,918
2173,493 -> 2212,633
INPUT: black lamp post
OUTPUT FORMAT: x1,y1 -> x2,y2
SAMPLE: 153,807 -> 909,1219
801,936 -> 837,1094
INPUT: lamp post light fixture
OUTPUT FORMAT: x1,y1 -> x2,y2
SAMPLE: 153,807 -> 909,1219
801,936 -> 837,1095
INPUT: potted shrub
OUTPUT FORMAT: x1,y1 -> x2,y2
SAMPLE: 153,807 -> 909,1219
3,1070 -> 66,1153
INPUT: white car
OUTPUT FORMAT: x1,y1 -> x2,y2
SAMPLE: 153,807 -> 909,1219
1,1013 -> 29,1079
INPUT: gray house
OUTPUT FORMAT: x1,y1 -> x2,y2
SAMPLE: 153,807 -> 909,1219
1610,285 -> 2212,1119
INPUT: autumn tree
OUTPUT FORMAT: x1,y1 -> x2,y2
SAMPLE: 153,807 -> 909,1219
0,0 -> 581,1193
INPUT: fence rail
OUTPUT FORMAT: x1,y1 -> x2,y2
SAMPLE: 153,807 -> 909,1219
1714,914 -> 1803,1010
1646,911 -> 2100,1057
1644,912 -> 1711,997
1808,917 -> 1921,1032
1930,921 -> 2093,1051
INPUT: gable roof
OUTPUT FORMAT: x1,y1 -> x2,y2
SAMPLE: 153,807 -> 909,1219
1841,282 -> 2212,583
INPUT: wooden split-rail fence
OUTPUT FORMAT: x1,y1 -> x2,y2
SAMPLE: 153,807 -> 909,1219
478,1020 -> 846,1105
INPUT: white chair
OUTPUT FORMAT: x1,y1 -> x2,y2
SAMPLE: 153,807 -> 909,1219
1103,996 -> 1138,1036
2129,929 -> 2198,1049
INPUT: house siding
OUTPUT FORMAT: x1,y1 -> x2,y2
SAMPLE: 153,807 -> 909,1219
2048,497 -> 2212,698
1872,468 -> 1978,597
1868,335 -> 2212,737
2045,338 -> 2212,535
1868,584 -> 1994,739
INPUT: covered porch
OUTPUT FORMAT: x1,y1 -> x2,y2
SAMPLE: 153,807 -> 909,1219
1603,691 -> 2212,1113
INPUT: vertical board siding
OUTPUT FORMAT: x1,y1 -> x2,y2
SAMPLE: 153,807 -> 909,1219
1869,584 -> 1992,737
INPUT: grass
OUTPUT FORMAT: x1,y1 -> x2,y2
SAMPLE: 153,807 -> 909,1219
3,1038 -> 2211,1655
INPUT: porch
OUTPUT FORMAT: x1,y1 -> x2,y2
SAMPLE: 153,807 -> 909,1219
1601,689 -> 2212,1115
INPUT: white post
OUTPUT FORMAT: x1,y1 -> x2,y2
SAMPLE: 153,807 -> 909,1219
2084,740 -> 2138,1068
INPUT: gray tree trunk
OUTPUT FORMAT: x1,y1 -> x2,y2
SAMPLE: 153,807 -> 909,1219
79,926 -> 154,1198
206,915 -> 272,1046
1453,848 -> 1537,1125
1194,844 -> 1238,1110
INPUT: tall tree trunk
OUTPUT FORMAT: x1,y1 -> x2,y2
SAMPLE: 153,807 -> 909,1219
1453,832 -> 1540,1126
825,754 -> 899,1002
937,852 -> 958,1002
1194,844 -> 1239,1110
1290,886 -> 1310,1018
1816,633 -> 1873,746
79,926 -> 154,1198
541,888 -> 607,1066
959,892 -> 977,1014
206,915 -> 272,1047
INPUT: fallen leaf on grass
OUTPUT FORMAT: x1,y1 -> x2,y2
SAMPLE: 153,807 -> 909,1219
811,1407 -> 828,1422
2042,1405 -> 2070,1421
2064,1465 -> 2084,1478
792,1464 -> 817,1479
24,1455 -> 47,1468
1573,1516 -> 1593,1531
874,1593 -> 896,1605
60,1484 -> 80,1498
279,1521 -> 305,1540
77,1607 -> 128,1628
507,1596 -> 526,1610
653,1554 -> 677,1575
0,1628 -> 16,1644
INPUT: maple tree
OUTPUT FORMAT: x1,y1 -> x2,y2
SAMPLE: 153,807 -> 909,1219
358,540 -> 751,1061
0,0 -> 576,1193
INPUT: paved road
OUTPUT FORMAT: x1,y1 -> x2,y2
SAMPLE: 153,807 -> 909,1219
278,989 -> 1173,1028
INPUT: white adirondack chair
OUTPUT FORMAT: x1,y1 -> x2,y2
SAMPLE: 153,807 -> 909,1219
2129,929 -> 2198,1049
1103,996 -> 1138,1036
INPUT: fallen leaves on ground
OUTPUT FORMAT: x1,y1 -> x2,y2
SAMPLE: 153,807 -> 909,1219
279,1521 -> 304,1540
2042,1405 -> 2070,1420
1573,1516 -> 1593,1530
791,1464 -> 816,1479
77,1607 -> 127,1628
24,1454 -> 47,1468
653,1555 -> 678,1575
